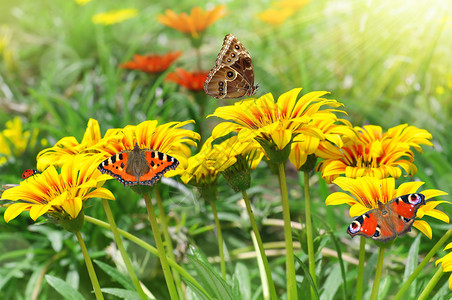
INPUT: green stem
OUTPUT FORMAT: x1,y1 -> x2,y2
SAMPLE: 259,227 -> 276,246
417,267 -> 444,300
209,199 -> 226,279
144,193 -> 179,300
370,247 -> 385,300
84,215 -> 209,298
355,237 -> 366,300
154,187 -> 186,300
303,171 -> 316,300
242,190 -> 278,300
75,231 -> 104,300
394,228 -> 452,300
278,163 -> 298,300
101,199 -> 147,300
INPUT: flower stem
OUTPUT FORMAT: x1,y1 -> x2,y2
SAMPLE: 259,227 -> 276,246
355,236 -> 366,300
370,247 -> 385,300
393,228 -> 452,300
417,267 -> 444,300
209,198 -> 227,279
75,231 -> 104,300
143,193 -> 179,300
242,190 -> 278,300
303,171 -> 316,300
278,163 -> 298,300
154,187 -> 186,300
101,199 -> 147,300
85,215 -> 209,298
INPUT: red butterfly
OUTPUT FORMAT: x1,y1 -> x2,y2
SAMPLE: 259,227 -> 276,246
347,193 -> 425,243
22,169 -> 41,179
97,143 -> 179,186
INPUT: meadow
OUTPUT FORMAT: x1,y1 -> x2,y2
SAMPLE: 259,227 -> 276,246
1,0 -> 452,299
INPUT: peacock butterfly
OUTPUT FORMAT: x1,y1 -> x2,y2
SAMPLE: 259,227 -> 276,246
347,193 -> 425,243
22,169 -> 41,179
97,143 -> 179,186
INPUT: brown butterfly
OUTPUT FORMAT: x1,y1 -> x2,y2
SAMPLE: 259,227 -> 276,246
204,34 -> 257,99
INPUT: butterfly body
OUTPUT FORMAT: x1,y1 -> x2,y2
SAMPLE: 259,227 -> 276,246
22,169 -> 41,179
347,193 -> 425,243
204,34 -> 257,99
98,143 -> 179,186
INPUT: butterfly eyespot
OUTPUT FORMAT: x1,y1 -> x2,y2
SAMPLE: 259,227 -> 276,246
373,227 -> 381,238
219,87 -> 224,91
234,45 -> 240,49
400,216 -> 411,223
231,53 -> 235,58
408,193 -> 422,205
219,92 -> 224,96
349,221 -> 361,234
226,71 -> 234,78
227,59 -> 231,62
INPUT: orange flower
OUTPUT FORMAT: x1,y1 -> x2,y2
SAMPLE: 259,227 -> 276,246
166,68 -> 208,91
158,5 -> 226,38
119,52 -> 182,74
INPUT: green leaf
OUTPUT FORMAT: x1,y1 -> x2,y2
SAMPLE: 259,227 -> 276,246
94,260 -> 135,291
45,275 -> 85,300
294,255 -> 319,299
321,264 -> 341,300
234,263 -> 250,300
404,235 -> 421,299
187,249 -> 237,300
101,288 -> 142,300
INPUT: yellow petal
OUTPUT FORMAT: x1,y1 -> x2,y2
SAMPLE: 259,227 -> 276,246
29,203 -> 52,221
85,188 -> 115,200
421,209 -> 449,223
325,192 -> 356,206
412,220 -> 432,239
396,181 -> 424,196
421,189 -> 449,200
444,242 -> 452,250
272,129 -> 292,150
62,197 -> 83,219
349,203 -> 370,217
4,203 -> 32,222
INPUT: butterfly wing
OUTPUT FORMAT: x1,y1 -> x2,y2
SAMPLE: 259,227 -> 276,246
385,193 -> 425,237
204,65 -> 253,99
98,148 -> 179,186
347,211 -> 379,239
204,34 -> 256,99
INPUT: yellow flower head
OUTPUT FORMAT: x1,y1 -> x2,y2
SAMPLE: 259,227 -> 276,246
317,124 -> 433,183
91,120 -> 200,170
289,116 -> 353,170
0,117 -> 39,166
37,118 -> 102,170
275,0 -> 311,11
92,9 -> 138,25
436,243 -> 452,290
158,5 -> 226,38
209,88 -> 345,162
326,176 -> 449,239
1,155 -> 114,223
257,7 -> 295,26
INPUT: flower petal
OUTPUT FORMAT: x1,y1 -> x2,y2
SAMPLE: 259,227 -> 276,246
412,220 -> 432,239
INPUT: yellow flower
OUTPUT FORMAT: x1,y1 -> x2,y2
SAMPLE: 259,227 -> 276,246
1,155 -> 114,223
209,88 -> 345,163
158,5 -> 226,38
0,117 -> 39,166
91,120 -> 200,170
92,9 -> 138,25
75,0 -> 93,5
257,7 -> 295,26
317,124 -> 433,183
37,118 -> 102,170
276,0 -> 311,11
436,243 -> 452,290
326,176 -> 449,239
289,116 -> 353,170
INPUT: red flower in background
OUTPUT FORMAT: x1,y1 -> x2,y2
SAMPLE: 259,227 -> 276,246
166,68 -> 208,91
120,51 -> 182,73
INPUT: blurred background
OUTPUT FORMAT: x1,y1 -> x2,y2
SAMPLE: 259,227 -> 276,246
0,0 -> 451,299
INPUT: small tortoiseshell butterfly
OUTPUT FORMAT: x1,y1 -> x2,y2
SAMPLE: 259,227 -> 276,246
97,143 -> 179,186
22,169 -> 41,179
